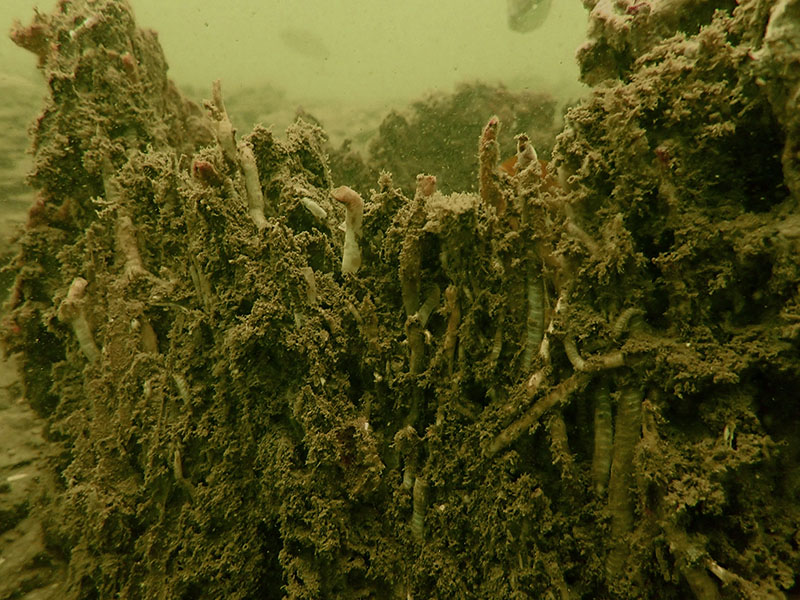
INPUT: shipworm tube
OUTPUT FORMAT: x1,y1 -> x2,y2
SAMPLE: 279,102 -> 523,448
565,220 -> 599,255
612,307 -> 644,340
606,385 -> 643,578
399,226 -> 421,315
563,336 -> 586,371
300,267 -> 318,305
238,142 -> 268,230
592,380 -> 613,495
489,322 -> 503,367
478,116 -> 505,215
522,272 -> 544,370
411,476 -> 428,542
415,173 -> 436,198
332,186 -> 363,274
586,351 -> 625,371
663,523 -> 722,599
173,445 -> 196,503
57,277 -> 100,363
117,214 -> 147,278
443,285 -> 460,374
416,285 -> 440,328
547,410 -> 574,477
486,372 -> 589,457
210,79 -> 238,163
406,317 -> 425,377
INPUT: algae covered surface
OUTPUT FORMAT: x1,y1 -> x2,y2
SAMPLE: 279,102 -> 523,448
3,0 -> 800,598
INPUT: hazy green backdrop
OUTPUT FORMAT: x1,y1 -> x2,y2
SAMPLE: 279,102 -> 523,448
2,0 -> 588,106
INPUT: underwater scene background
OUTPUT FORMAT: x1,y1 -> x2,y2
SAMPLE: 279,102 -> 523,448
1,1 -> 800,599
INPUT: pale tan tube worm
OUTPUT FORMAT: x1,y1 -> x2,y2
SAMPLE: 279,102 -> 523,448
173,444 -> 196,504
563,335 -> 586,372
659,523 -> 723,600
238,141 -> 268,230
478,116 -> 505,215
565,336 -> 625,374
592,380 -> 613,495
515,133 -> 538,173
405,317 -> 425,397
101,156 -> 124,206
411,476 -> 428,542
565,220 -> 599,255
57,277 -> 100,363
188,258 -> 214,314
394,425 -> 420,491
416,285 -> 440,328
606,385 -> 643,578
117,214 -> 147,279
488,317 -> 503,369
585,351 -> 626,371
612,307 -> 644,340
547,410 -> 575,479
116,214 -> 159,351
332,185 -> 363,274
522,271 -> 545,370
400,233 -> 433,427
415,173 -> 436,198
133,317 -> 159,354
486,372 -> 590,457
205,79 -> 238,164
300,267 -> 318,305
542,552 -> 572,600
399,200 -> 424,315
443,285 -> 460,375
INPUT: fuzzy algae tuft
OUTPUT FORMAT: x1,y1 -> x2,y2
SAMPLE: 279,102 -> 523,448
3,0 -> 800,598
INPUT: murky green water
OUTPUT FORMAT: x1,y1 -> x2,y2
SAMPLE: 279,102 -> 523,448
2,0 -> 588,106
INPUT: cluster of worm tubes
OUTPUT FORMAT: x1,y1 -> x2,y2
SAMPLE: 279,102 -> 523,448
3,0 -> 800,599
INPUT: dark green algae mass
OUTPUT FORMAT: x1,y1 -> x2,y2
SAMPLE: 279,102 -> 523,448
3,0 -> 800,598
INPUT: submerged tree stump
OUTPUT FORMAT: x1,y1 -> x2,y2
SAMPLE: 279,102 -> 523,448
4,1 -> 800,598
